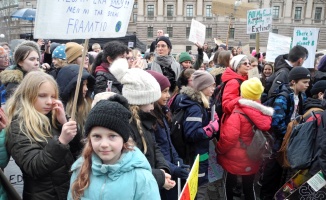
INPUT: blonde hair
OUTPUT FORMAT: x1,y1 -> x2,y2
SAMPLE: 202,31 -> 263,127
53,58 -> 67,68
71,135 -> 134,200
199,91 -> 210,109
129,105 -> 148,154
6,71 -> 59,142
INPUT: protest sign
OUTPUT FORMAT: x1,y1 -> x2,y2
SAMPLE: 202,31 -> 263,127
247,8 -> 272,34
212,0 -> 258,19
242,44 -> 251,56
189,19 -> 206,47
293,28 -> 319,68
266,33 -> 291,63
179,155 -> 199,200
248,67 -> 260,79
34,0 -> 134,39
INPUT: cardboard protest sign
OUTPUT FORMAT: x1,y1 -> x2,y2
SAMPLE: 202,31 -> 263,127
179,155 -> 199,200
248,67 -> 260,79
266,33 -> 291,63
292,28 -> 319,68
212,0 -> 258,19
189,19 -> 206,47
247,8 -> 272,34
34,0 -> 134,39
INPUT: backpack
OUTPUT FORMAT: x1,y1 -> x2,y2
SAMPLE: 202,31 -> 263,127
276,108 -> 323,168
170,103 -> 204,162
263,91 -> 291,115
287,110 -> 323,169
235,111 -> 274,161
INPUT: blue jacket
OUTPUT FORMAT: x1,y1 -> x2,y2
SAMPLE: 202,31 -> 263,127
178,86 -> 210,186
0,129 -> 9,200
68,147 -> 160,200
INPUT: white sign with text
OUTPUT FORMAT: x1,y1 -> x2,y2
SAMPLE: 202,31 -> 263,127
188,19 -> 206,47
247,8 -> 272,34
266,33 -> 291,63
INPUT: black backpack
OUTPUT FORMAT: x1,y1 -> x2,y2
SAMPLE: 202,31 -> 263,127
263,84 -> 291,115
170,103 -> 204,162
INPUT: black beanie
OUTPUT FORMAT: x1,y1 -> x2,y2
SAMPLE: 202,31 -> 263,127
84,94 -> 131,142
157,36 -> 172,49
311,80 -> 326,96
288,67 -> 311,82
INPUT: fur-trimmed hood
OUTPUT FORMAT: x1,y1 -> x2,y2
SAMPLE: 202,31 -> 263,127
0,68 -> 24,85
179,86 -> 202,104
210,67 -> 226,77
238,99 -> 274,116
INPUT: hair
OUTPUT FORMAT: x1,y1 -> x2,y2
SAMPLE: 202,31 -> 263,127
261,63 -> 274,86
91,43 -> 101,50
173,68 -> 195,96
14,46 -> 38,68
218,51 -> 231,67
199,91 -> 210,109
132,49 -> 141,58
6,71 -> 58,142
231,47 -> 237,56
70,132 -> 134,200
0,42 -> 9,48
212,51 -> 219,65
129,105 -> 148,154
90,52 -> 106,76
53,58 -> 67,68
152,102 -> 171,127
102,41 -> 128,61
288,45 -> 308,62
248,55 -> 258,64
65,82 -> 92,136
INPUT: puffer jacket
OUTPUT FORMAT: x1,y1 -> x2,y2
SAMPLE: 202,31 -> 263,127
6,119 -> 75,200
129,111 -> 170,188
221,67 -> 247,116
0,65 -> 24,100
93,63 -> 122,95
178,86 -> 210,186
217,99 -> 273,175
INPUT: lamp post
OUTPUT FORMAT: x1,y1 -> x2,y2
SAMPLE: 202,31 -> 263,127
226,0 -> 242,50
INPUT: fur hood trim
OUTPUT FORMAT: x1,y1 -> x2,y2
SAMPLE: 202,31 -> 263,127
238,99 -> 274,116
210,67 -> 226,76
0,69 -> 24,84
180,86 -> 202,103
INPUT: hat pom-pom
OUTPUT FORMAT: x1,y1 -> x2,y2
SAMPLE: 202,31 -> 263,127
108,94 -> 130,111
110,58 -> 129,82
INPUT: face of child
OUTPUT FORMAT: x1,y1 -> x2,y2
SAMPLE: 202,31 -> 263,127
181,61 -> 192,70
293,79 -> 310,93
34,81 -> 56,115
158,88 -> 170,106
90,126 -> 124,165
76,54 -> 89,68
263,65 -> 273,77
139,103 -> 154,113
19,51 -> 40,72
201,83 -> 216,97
82,80 -> 88,98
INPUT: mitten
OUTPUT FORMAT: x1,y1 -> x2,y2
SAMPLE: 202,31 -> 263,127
203,120 -> 219,137
174,164 -> 190,179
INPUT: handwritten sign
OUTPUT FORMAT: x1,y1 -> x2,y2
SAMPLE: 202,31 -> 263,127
292,28 -> 319,68
34,0 -> 134,39
266,33 -> 291,63
4,157 -> 23,198
247,8 -> 272,34
179,155 -> 199,200
189,19 -> 206,47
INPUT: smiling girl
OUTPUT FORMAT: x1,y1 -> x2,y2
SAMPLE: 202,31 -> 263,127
6,71 -> 77,200
68,95 -> 160,200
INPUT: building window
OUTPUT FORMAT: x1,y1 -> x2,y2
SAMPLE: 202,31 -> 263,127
186,27 -> 190,38
250,34 -> 256,39
186,5 -> 193,17
272,6 -> 280,19
229,28 -> 235,39
26,2 -> 31,6
206,27 -> 212,38
134,3 -> 138,9
315,7 -> 322,21
272,29 -> 278,34
186,46 -> 192,52
167,27 -> 173,38
133,13 -> 137,22
206,5 -> 212,17
147,5 -> 154,17
167,5 -> 174,17
294,7 -> 302,20
147,27 -> 153,38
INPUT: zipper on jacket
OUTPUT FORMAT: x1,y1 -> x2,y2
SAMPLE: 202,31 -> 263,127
100,177 -> 108,200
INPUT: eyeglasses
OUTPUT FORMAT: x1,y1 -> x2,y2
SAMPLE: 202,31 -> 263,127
156,44 -> 167,48
242,62 -> 251,66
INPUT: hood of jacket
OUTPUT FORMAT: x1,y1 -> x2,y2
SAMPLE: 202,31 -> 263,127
237,99 -> 274,130
210,67 -> 226,77
0,65 -> 24,85
71,147 -> 152,181
221,67 -> 247,83
304,97 -> 325,112
56,64 -> 95,103
178,86 -> 203,109
274,54 -> 291,72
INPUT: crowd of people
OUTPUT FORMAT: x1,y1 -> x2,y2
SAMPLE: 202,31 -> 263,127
0,31 -> 326,200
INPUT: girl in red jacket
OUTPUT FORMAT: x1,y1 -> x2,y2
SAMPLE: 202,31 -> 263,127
217,77 -> 274,200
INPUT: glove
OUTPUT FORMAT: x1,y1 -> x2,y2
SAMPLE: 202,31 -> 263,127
175,158 -> 184,166
174,164 -> 190,179
204,120 -> 219,137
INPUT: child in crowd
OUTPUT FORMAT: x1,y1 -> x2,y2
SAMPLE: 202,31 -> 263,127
217,77 -> 273,200
6,71 -> 77,200
148,70 -> 189,200
68,95 -> 160,200
48,45 -> 67,79
65,42 -> 90,71
110,58 -> 176,192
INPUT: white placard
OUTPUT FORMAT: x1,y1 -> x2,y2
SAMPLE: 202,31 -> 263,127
247,8 -> 272,34
292,28 -> 320,68
307,171 -> 326,192
266,33 -> 291,63
34,0 -> 134,39
188,19 -> 206,47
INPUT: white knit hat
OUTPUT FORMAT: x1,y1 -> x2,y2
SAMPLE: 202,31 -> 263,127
230,55 -> 247,71
110,58 -> 161,105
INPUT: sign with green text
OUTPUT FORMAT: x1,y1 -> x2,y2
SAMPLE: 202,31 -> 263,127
247,8 -> 272,34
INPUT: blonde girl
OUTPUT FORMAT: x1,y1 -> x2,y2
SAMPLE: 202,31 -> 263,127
6,71 -> 77,200
68,95 -> 160,200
